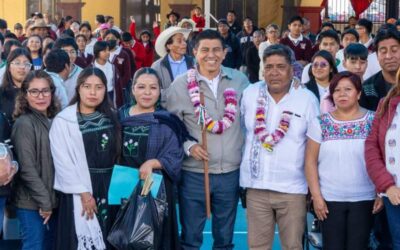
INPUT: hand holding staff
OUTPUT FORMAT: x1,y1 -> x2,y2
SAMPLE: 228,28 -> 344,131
199,92 -> 211,219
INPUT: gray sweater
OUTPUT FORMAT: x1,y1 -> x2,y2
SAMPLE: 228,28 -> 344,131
166,66 -> 249,174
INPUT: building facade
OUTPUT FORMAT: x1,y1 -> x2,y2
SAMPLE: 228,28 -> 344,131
0,0 -> 398,35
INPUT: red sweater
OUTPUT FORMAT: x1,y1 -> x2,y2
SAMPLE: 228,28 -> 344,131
130,41 -> 145,69
365,97 -> 399,193
129,21 -> 159,67
192,14 -> 205,30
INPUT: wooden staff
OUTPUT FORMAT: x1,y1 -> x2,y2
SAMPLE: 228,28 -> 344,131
200,92 -> 211,219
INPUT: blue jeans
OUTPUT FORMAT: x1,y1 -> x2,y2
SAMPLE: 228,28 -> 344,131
0,196 -> 6,233
383,197 -> 400,250
16,208 -> 56,250
179,169 -> 239,250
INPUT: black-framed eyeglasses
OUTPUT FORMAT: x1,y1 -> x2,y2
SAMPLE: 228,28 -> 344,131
27,88 -> 52,97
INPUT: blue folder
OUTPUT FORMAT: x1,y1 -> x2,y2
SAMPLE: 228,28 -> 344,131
108,164 -> 163,205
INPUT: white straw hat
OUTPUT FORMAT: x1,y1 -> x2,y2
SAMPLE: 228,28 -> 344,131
155,27 -> 191,57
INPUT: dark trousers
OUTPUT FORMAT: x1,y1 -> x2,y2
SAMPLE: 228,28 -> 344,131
321,200 -> 374,250
179,169 -> 239,250
383,197 -> 400,250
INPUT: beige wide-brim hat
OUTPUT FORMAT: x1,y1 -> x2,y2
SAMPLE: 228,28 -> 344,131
30,19 -> 51,30
155,26 -> 191,57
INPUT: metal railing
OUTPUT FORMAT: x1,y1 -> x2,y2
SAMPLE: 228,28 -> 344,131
324,0 -> 387,33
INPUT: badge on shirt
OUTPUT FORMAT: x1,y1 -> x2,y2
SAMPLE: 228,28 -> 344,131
117,57 -> 124,64
300,43 -> 306,49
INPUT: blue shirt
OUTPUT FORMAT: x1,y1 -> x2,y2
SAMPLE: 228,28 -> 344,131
168,55 -> 188,80
32,57 -> 43,70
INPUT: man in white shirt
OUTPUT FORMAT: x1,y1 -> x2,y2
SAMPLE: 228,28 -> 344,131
167,29 -> 249,250
240,44 -> 319,250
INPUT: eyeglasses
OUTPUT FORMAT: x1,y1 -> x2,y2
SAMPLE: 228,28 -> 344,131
312,61 -> 329,69
27,88 -> 52,97
62,49 -> 77,56
10,62 -> 32,69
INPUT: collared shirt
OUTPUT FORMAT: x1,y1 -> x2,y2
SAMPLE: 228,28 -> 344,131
85,38 -> 97,55
168,54 -> 188,80
45,71 -> 69,109
197,71 -> 221,99
361,37 -> 374,50
185,69 -> 222,155
288,33 -> 304,45
63,65 -> 83,101
240,81 -> 320,194
94,61 -> 114,92
109,46 -> 122,63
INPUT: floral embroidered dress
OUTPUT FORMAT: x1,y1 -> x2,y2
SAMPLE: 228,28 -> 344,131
56,111 -> 118,250
307,110 -> 376,201
120,107 -> 149,167
78,111 -> 118,240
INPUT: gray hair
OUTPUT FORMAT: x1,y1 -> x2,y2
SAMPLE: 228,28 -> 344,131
262,44 -> 292,65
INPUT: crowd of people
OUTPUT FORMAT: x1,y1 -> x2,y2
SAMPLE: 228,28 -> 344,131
0,6 -> 399,250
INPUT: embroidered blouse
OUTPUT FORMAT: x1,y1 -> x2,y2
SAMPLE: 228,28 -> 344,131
307,111 -> 376,201
119,107 -> 149,168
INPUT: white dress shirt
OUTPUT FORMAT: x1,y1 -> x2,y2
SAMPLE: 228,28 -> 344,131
240,81 -> 320,194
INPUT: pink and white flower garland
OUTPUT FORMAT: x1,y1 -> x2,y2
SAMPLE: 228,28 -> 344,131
254,87 -> 293,152
187,69 -> 237,134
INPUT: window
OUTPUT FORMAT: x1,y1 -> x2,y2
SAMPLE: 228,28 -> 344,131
27,0 -> 55,17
